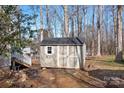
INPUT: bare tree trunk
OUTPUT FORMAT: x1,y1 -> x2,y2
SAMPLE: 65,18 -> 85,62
116,5 -> 123,61
101,6 -> 104,55
40,5 -> 43,29
64,5 -> 69,37
91,6 -> 95,56
71,17 -> 74,37
77,6 -> 82,36
96,5 -> 102,56
54,16 -> 57,37
105,8 -> 109,55
82,6 -> 87,41
38,5 -> 43,63
114,12 -> 117,56
112,6 -> 117,56
39,5 -> 44,42
83,13 -> 86,41
46,5 -> 49,30
46,6 -> 53,37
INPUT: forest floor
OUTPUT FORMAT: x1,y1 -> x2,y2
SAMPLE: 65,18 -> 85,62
1,55 -> 124,88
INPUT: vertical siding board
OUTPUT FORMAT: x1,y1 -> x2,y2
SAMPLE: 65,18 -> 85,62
59,46 -> 67,68
79,46 -> 81,68
40,46 -> 45,67
40,46 -> 42,67
40,46 -> 57,67
57,46 -> 59,67
82,44 -> 86,68
40,44 -> 86,69
67,46 -> 69,68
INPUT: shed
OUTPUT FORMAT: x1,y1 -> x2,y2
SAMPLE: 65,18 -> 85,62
40,37 -> 86,69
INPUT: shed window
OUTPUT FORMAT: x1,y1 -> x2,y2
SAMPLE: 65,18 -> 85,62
47,47 -> 52,54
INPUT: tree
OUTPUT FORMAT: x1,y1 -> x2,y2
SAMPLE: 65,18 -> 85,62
64,5 -> 69,37
52,6 -> 59,37
96,5 -> 103,56
82,6 -> 87,40
104,6 -> 109,55
77,6 -> 82,36
111,6 -> 117,55
38,5 -> 43,41
115,5 -> 123,61
46,5 -> 54,37
0,5 -> 34,56
30,6 -> 38,39
46,5 -> 49,30
69,5 -> 75,37
40,5 -> 43,29
91,6 -> 95,56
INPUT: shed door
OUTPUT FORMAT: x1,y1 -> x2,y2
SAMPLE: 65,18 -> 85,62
57,46 -> 80,68
68,46 -> 79,68
58,46 -> 68,68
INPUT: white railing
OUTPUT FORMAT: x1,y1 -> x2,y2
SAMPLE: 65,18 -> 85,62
12,52 -> 31,66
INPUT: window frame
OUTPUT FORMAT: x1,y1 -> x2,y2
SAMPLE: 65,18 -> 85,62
45,46 -> 53,55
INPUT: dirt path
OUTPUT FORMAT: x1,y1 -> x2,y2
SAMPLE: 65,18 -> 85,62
1,56 -> 124,88
0,68 -> 106,88
24,68 -> 106,88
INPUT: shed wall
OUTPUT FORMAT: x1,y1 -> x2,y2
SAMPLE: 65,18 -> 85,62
40,46 -> 57,67
40,45 -> 84,69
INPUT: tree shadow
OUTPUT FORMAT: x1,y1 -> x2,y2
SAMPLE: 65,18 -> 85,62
116,60 -> 124,65
94,58 -> 124,67
89,69 -> 124,81
63,69 -> 103,87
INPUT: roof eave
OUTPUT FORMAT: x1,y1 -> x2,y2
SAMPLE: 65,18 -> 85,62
40,44 -> 83,46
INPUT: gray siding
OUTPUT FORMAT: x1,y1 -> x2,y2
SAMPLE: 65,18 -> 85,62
40,46 -> 57,67
40,45 -> 85,69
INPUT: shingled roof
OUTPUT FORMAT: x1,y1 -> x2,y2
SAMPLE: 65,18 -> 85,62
40,37 -> 84,46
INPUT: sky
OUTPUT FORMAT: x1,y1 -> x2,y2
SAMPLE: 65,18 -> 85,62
20,5 -> 41,30
20,5 -> 94,28
19,5 -> 118,37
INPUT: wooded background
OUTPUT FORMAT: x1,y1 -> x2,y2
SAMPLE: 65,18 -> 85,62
0,5 -> 124,61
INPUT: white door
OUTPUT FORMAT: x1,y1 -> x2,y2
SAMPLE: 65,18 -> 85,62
68,46 -> 79,68
58,46 -> 68,68
57,46 -> 79,68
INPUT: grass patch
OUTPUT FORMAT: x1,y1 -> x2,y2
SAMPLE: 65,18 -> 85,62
93,55 -> 124,67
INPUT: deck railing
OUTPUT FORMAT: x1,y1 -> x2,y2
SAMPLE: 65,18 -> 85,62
12,52 -> 32,66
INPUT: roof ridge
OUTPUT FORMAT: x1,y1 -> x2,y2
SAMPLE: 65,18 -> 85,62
76,37 -> 83,44
41,37 -> 84,46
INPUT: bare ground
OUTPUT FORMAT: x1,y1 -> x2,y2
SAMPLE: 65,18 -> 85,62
1,55 -> 124,88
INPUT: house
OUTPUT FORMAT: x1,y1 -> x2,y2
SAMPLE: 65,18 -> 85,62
40,31 -> 86,69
